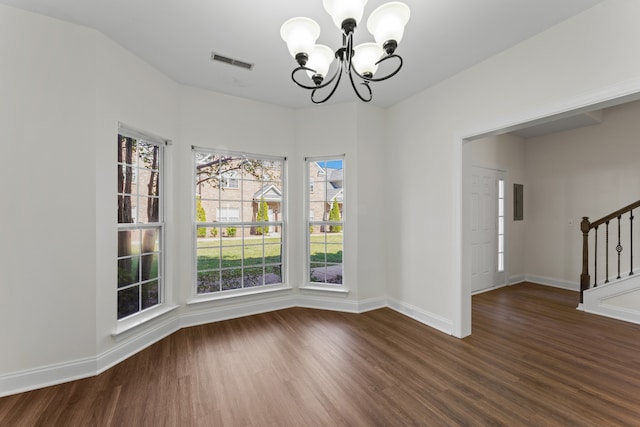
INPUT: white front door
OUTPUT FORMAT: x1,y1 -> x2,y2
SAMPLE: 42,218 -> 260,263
470,167 -> 506,292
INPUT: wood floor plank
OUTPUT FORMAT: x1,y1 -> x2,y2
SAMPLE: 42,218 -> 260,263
1,282 -> 640,426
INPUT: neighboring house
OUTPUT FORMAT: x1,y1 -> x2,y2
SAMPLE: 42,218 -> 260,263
194,155 -> 284,237
195,161 -> 343,236
308,162 -> 343,232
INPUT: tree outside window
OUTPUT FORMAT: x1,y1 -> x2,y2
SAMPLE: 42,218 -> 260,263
117,134 -> 163,319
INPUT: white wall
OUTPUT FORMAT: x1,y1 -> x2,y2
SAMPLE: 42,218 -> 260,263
176,85 -> 297,313
94,31 -> 180,359
0,5 -> 97,374
293,102 -> 389,305
356,105 -> 388,301
524,100 -> 640,286
387,0 -> 640,337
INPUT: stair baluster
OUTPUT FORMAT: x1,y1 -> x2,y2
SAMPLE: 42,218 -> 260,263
579,200 -> 640,304
630,210 -> 634,276
616,216 -> 622,280
605,221 -> 610,284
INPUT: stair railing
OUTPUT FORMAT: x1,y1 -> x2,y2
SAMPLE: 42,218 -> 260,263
580,200 -> 640,303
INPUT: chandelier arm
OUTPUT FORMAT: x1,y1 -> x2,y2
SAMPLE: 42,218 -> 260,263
350,54 -> 404,83
347,67 -> 373,102
311,62 -> 345,104
291,62 -> 342,91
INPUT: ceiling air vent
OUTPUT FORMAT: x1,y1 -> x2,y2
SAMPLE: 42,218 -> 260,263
211,52 -> 254,70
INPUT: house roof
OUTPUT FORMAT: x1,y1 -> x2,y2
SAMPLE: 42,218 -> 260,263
253,184 -> 282,202
328,188 -> 343,203
327,168 -> 343,184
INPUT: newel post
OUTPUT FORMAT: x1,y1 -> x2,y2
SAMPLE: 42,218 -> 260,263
580,216 -> 591,303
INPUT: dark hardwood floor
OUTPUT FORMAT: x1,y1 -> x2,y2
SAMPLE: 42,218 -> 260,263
1,282 -> 640,426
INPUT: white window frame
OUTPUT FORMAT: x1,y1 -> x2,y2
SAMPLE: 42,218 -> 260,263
305,155 -> 346,291
192,147 -> 287,301
116,125 -> 169,327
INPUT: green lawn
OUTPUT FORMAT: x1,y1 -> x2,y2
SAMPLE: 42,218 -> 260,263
196,233 -> 343,270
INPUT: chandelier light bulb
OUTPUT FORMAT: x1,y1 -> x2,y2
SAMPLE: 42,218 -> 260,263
305,44 -> 335,83
280,17 -> 321,61
367,2 -> 410,52
352,43 -> 384,77
322,0 -> 369,31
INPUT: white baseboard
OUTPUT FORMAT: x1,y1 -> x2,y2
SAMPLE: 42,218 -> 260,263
524,274 -> 580,291
387,297 -> 453,335
97,316 -> 181,375
0,293 -> 441,397
357,297 -> 388,313
508,274 -> 525,285
472,284 -> 509,295
295,294 -> 387,314
0,357 -> 96,398
181,295 -> 296,328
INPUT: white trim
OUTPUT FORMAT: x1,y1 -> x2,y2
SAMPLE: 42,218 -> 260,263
508,274 -> 525,285
0,357 -> 96,398
583,274 -> 640,325
192,146 -> 286,162
118,122 -> 171,145
181,295 -> 296,328
523,274 -> 579,291
305,155 -> 346,289
299,285 -> 349,294
187,284 -> 292,305
99,316 -> 181,374
112,304 -> 179,337
387,297 -> 453,335
296,294 -> 359,313
357,297 -> 388,313
471,284 -> 509,296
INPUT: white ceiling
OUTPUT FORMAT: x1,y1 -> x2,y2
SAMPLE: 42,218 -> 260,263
0,0 -> 604,109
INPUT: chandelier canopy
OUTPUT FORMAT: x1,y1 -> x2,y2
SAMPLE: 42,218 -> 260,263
280,1 -> 410,104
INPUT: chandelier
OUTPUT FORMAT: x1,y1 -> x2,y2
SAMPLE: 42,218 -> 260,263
280,0 -> 410,104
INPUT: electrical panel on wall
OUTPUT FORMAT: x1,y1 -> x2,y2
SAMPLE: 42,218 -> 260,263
514,184 -> 524,221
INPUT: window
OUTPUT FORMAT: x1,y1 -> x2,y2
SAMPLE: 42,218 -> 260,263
220,171 -> 239,189
194,149 -> 285,295
117,132 -> 164,319
216,207 -> 240,222
307,157 -> 344,285
309,179 -> 315,193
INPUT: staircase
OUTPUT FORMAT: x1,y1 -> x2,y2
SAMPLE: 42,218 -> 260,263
579,200 -> 640,324
582,274 -> 640,324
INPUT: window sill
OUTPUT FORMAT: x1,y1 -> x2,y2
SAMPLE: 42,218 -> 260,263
187,284 -> 293,305
112,304 -> 179,337
299,284 -> 350,294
